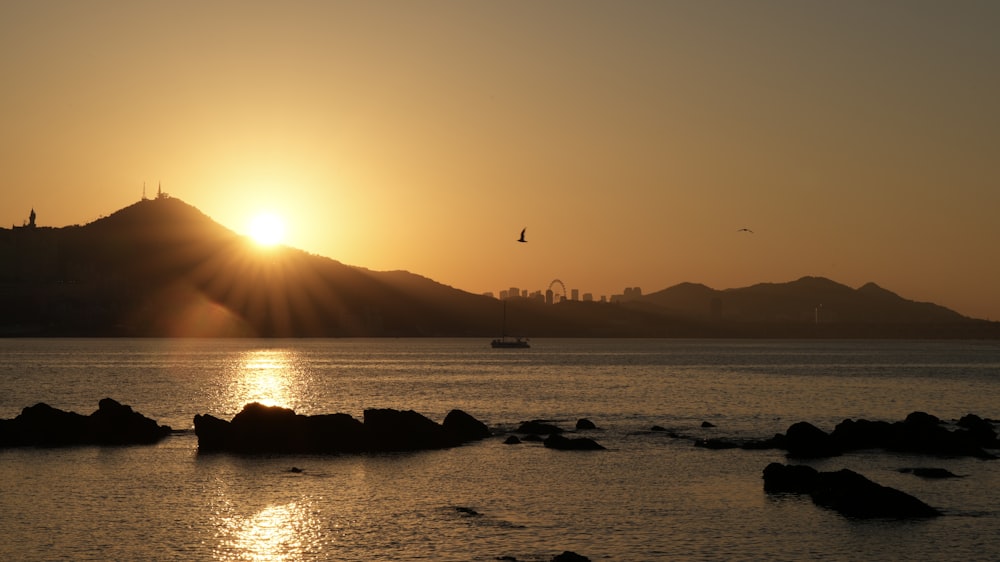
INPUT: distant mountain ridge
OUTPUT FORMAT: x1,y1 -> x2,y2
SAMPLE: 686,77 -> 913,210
644,276 -> 966,324
1,197 -> 996,338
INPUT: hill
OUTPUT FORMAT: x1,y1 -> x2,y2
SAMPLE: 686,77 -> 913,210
1,197 -> 996,338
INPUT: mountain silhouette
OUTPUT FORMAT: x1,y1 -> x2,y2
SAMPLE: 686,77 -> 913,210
1,197 -> 996,338
644,276 -> 966,324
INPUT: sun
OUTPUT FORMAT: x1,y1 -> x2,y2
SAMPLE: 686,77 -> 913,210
246,212 -> 286,247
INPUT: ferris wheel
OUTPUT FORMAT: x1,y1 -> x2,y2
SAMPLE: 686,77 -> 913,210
548,279 -> 567,299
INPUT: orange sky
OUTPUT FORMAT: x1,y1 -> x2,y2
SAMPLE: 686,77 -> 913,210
3,1 -> 998,320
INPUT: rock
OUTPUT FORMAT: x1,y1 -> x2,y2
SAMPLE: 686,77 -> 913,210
0,399 -> 171,448
811,468 -> 941,518
503,435 -> 522,445
455,506 -> 481,517
905,411 -> 941,427
552,552 -> 590,562
831,412 -> 996,459
762,462 -> 820,493
957,413 -> 1000,448
575,418 -> 597,430
763,463 -> 941,519
543,434 -> 605,451
10,402 -> 89,446
650,425 -> 666,432
222,403 -> 315,453
194,404 -> 490,454
784,421 -> 841,458
830,418 -> 894,451
0,398 -> 171,447
701,421 -> 716,428
192,413 -> 233,451
898,467 -> 962,479
443,409 -> 492,442
88,398 -> 171,445
305,413 -> 367,453
516,420 -> 563,435
364,408 -> 451,451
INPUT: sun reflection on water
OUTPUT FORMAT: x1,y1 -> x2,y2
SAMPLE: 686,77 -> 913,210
217,349 -> 303,415
228,349 -> 298,412
215,502 -> 323,561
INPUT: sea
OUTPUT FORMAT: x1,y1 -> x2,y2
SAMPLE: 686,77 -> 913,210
1,338 -> 998,561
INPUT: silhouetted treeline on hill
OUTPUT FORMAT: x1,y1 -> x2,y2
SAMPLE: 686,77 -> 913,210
1,197 -> 997,338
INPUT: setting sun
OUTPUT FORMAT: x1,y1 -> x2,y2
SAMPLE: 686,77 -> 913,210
246,213 -> 286,247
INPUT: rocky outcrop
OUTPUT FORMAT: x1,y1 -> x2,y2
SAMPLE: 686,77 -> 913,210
763,463 -> 941,519
194,403 -> 490,454
543,434 -> 606,451
785,421 -> 842,458
898,467 -> 962,479
685,412 -> 997,458
552,552 -> 591,562
0,398 -> 171,447
829,412 -> 997,458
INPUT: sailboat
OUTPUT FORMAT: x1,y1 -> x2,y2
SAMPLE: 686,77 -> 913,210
491,300 -> 530,348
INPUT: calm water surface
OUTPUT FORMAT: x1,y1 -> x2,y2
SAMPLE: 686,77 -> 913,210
1,338 -> 998,561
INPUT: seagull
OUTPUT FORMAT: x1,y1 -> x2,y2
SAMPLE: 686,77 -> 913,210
518,228 -> 527,243
737,227 -> 754,234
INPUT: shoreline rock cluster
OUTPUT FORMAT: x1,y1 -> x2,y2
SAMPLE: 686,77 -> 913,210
194,402 -> 492,453
691,411 -> 999,459
0,398 -> 172,447
4,399 -> 997,525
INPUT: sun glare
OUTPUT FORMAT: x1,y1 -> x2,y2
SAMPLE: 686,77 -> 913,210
247,213 -> 286,247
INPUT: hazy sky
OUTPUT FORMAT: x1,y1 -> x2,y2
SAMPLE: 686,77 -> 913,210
3,1 -> 998,319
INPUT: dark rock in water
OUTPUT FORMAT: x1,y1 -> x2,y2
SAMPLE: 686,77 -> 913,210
191,413 -> 233,451
504,435 -> 522,445
552,551 -> 591,562
785,421 -> 841,458
830,418 -> 894,451
306,413 -> 367,453
957,413 -> 1000,448
575,418 -> 597,430
288,467 -> 304,473
905,411 -> 941,427
516,420 -> 564,435
898,467 -> 962,479
194,403 -> 490,454
443,409 -> 492,442
830,412 -> 996,459
763,462 -> 941,519
0,399 -> 171,448
454,506 -> 481,517
701,421 -> 716,428
762,462 -> 820,493
650,425 -> 666,432
811,468 -> 941,519
8,402 -> 89,446
543,434 -> 605,451
88,398 -> 171,445
364,408 -> 452,451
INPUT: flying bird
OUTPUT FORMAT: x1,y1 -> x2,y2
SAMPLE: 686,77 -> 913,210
737,228 -> 754,234
518,228 -> 527,243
